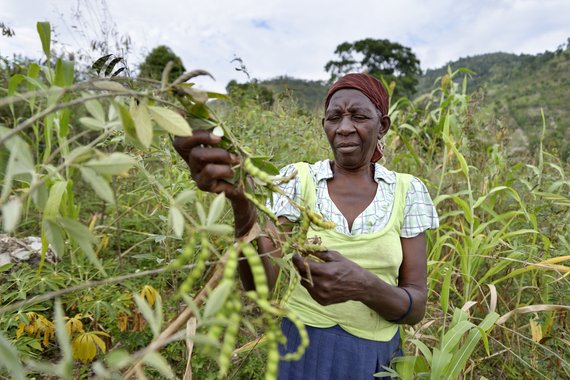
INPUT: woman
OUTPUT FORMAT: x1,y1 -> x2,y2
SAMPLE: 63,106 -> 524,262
173,73 -> 438,379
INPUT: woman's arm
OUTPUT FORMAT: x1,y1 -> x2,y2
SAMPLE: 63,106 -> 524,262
292,233 -> 427,325
173,132 -> 289,292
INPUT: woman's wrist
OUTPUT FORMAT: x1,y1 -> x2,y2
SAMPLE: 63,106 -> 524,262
230,195 -> 258,238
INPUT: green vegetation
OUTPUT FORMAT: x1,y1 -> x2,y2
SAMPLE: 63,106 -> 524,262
0,22 -> 568,380
417,45 -> 570,161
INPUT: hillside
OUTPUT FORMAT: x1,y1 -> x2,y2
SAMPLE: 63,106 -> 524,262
420,49 -> 570,160
259,76 -> 328,110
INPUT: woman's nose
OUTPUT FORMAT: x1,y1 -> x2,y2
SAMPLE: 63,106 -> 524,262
337,116 -> 355,135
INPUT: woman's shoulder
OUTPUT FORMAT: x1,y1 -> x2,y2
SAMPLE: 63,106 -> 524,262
280,160 -> 331,179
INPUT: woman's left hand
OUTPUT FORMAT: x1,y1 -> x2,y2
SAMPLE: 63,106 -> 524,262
292,250 -> 372,306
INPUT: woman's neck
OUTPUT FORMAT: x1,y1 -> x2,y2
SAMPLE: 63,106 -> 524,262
330,160 -> 375,182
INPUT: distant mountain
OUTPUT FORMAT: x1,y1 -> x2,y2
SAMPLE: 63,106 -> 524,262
417,48 -> 570,160
258,76 -> 328,110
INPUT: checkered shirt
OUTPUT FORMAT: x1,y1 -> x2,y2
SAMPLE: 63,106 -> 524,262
267,160 -> 439,237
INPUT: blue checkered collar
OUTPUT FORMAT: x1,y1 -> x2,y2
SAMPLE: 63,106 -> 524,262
311,159 -> 396,185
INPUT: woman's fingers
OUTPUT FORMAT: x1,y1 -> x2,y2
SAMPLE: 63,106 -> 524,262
173,130 -> 222,164
190,147 -> 239,167
194,163 -> 234,189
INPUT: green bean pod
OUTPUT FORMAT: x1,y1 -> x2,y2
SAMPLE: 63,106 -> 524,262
218,297 -> 242,378
179,234 -> 210,295
244,157 -> 272,184
222,245 -> 239,282
241,242 -> 269,300
278,268 -> 298,307
306,209 -> 336,229
170,232 -> 197,268
280,310 -> 309,361
264,324 -> 280,380
244,192 -> 278,223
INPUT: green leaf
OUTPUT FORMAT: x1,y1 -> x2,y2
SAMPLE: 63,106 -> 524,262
195,202 -> 206,225
80,167 -> 115,204
44,181 -> 68,218
116,102 -> 138,141
450,143 -> 469,177
201,224 -> 234,235
430,348 -> 453,379
27,64 -> 41,90
440,263 -> 452,317
106,349 -> 131,369
58,217 -> 106,275
174,189 -> 196,206
93,80 -> 127,92
85,100 -> 106,122
0,129 -> 34,201
0,331 -> 25,379
410,339 -> 432,363
54,299 -> 72,378
7,74 -> 24,96
43,219 -> 65,257
37,22 -> 51,60
168,206 -> 184,238
143,352 -> 174,379
249,157 -> 280,176
131,101 -> 153,147
2,197 -> 22,232
441,320 -> 475,353
65,146 -> 93,165
79,117 -> 105,130
206,193 -> 226,226
85,153 -> 137,175
206,91 -> 230,101
204,280 -> 233,319
54,59 -> 74,87
134,294 -> 160,338
148,106 -> 192,136
448,312 -> 499,378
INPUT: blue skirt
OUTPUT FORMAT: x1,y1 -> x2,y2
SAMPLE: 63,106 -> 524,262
278,318 -> 402,380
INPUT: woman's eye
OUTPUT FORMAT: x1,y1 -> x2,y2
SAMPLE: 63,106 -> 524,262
353,115 -> 368,121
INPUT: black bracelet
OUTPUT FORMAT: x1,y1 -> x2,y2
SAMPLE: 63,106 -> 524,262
387,287 -> 413,323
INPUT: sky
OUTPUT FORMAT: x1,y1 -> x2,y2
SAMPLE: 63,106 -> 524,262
1,0 -> 569,93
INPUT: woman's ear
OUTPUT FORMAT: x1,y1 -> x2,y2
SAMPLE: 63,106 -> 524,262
321,117 -> 325,128
379,115 -> 391,136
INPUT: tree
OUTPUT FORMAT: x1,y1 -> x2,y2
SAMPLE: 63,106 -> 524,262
138,45 -> 185,82
324,38 -> 421,97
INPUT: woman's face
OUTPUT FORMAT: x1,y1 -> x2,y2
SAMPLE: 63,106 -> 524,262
323,89 -> 389,169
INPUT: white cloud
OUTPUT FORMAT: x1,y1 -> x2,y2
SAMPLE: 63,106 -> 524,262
1,0 -> 568,92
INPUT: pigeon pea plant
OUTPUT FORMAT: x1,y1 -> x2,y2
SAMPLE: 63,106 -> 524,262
0,22 -> 334,379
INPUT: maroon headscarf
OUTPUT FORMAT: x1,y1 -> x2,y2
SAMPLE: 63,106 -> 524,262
324,73 -> 390,162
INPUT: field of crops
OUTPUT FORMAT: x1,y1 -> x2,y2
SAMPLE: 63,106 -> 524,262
0,23 -> 569,379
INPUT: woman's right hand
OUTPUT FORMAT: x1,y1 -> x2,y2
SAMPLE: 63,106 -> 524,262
173,130 -> 258,237
173,130 -> 242,200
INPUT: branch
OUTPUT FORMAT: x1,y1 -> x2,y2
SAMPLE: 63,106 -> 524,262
124,223 -> 261,379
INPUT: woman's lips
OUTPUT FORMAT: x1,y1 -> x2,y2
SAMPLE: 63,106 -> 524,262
336,144 -> 359,153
